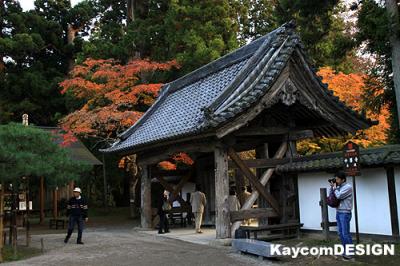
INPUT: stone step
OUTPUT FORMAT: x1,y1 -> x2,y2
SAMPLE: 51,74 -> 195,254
232,238 -> 282,258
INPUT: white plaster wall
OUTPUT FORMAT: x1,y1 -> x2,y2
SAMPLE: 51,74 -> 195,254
298,168 -> 392,235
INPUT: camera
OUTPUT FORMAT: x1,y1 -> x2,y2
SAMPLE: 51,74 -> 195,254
328,178 -> 336,184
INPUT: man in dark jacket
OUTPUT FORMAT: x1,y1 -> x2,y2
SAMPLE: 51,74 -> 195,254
157,190 -> 170,234
64,187 -> 88,244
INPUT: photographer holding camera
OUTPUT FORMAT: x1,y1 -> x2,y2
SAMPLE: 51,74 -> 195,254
330,171 -> 354,261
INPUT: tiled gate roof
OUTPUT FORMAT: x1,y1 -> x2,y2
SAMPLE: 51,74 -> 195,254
102,22 -> 373,154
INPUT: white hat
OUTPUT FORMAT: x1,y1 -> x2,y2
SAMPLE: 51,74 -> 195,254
73,187 -> 81,193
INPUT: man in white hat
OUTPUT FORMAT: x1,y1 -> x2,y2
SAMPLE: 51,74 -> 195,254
64,187 -> 88,244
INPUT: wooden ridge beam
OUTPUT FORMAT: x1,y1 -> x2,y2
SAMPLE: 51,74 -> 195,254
137,141 -> 216,166
234,127 -> 313,140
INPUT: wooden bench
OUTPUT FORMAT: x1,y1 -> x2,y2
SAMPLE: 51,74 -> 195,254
232,238 -> 282,259
239,222 -> 303,240
166,206 -> 192,227
49,219 -> 66,229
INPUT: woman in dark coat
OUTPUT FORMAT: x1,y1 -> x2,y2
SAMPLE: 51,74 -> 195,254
157,190 -> 170,234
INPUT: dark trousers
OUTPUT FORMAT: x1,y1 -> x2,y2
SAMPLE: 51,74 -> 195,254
158,212 -> 169,233
66,216 -> 84,242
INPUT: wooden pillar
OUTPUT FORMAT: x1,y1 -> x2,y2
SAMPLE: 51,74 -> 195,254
320,188 -> 330,240
386,166 -> 400,239
140,165 -> 152,229
256,143 -> 269,226
102,154 -> 107,209
25,178 -> 30,247
39,176 -> 45,225
53,187 -> 58,219
214,145 -> 230,239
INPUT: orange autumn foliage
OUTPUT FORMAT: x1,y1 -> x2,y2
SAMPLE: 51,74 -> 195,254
172,152 -> 194,166
298,67 -> 389,155
59,58 -> 193,170
59,58 -> 179,140
158,161 -> 177,171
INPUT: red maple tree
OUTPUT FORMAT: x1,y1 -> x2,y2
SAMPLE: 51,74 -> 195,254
59,58 -> 179,140
59,58 -> 193,170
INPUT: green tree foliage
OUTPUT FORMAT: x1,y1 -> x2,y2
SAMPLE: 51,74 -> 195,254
0,123 -> 90,186
80,0 -> 353,74
163,0 -> 239,73
244,0 -> 355,69
356,0 -> 400,142
80,0 -> 239,74
0,0 -> 94,125
232,0 -> 278,44
79,0 -> 130,61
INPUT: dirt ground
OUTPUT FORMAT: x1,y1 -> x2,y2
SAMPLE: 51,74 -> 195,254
3,228 -> 275,266
2,209 -> 400,266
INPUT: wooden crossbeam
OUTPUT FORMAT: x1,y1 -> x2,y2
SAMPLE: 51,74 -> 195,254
234,127 -> 313,140
228,147 -> 281,215
228,158 -> 291,169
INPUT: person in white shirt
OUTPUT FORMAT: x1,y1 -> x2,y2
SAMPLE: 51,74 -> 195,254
190,184 -> 207,233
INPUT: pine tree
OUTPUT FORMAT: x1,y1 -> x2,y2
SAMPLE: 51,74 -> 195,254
0,0 -> 95,125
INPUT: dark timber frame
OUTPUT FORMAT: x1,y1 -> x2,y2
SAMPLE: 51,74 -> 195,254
101,22 -> 374,239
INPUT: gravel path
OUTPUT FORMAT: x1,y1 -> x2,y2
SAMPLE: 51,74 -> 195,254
4,228 -> 277,266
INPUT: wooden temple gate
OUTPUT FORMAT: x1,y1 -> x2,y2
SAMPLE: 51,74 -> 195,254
137,124 -> 311,238
102,22 -> 374,239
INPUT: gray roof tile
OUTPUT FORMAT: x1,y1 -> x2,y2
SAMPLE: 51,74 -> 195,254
105,59 -> 249,152
277,145 -> 400,173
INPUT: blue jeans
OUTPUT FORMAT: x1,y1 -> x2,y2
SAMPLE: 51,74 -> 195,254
66,216 -> 84,242
336,212 -> 353,256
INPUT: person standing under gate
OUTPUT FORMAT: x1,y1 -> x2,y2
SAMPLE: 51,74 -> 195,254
241,186 -> 252,225
227,188 -> 241,213
157,190 -> 170,234
64,187 -> 88,244
190,184 -> 207,233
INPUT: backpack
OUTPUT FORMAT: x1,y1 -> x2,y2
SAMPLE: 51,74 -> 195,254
326,188 -> 340,208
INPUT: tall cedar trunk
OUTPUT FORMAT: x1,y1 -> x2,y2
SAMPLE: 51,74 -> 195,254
127,0 -> 150,59
128,155 -> 139,218
129,175 -> 139,218
386,0 -> 400,127
127,0 -> 135,23
67,25 -> 80,72
0,0 -> 5,73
